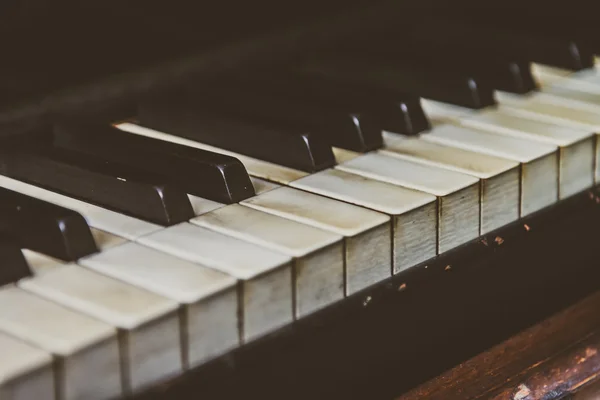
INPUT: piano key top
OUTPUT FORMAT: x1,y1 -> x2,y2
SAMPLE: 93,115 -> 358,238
288,169 -> 438,274
0,175 -> 161,241
420,123 -> 559,216
458,107 -> 595,199
0,236 -> 31,287
0,187 -> 98,261
192,204 -> 344,317
0,148 -> 195,226
299,56 -> 496,109
19,265 -> 181,394
118,123 -> 309,185
334,153 -> 480,252
0,286 -> 122,399
137,223 -> 293,342
53,122 -> 255,204
381,135 -> 520,234
137,93 -> 336,172
0,331 -> 54,400
241,187 -> 391,295
79,242 -> 238,368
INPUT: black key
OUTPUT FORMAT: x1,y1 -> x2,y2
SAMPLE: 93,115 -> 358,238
206,74 -> 430,148
300,56 -> 496,109
402,17 -> 594,71
0,187 -> 98,261
52,123 -> 255,204
195,85 -> 382,152
0,148 -> 195,226
138,92 -> 336,172
0,235 -> 31,287
378,48 -> 537,94
275,74 -> 431,136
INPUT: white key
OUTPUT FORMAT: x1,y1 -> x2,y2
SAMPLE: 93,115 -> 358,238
187,195 -> 223,216
23,229 -> 125,276
496,93 -> 600,184
530,63 -> 575,85
496,91 -> 600,122
22,250 -> 66,276
90,228 -> 127,250
333,147 -> 362,163
0,332 -> 54,400
251,177 -> 280,194
242,187 -> 391,294
0,175 -> 161,240
422,124 -> 559,216
138,223 -> 293,342
79,242 -> 238,368
19,265 -> 180,393
543,77 -> 600,104
192,204 -> 344,317
460,107 -> 595,199
382,134 -> 520,234
0,287 -> 121,400
335,153 -> 479,252
289,169 -> 438,272
117,123 -> 308,184
420,99 -> 475,126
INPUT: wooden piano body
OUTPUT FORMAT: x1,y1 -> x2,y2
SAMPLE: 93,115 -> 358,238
1,2 -> 600,399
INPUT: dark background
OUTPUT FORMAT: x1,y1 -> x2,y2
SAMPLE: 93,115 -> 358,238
0,0 -> 596,131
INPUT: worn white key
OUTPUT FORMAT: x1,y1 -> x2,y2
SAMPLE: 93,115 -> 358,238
19,265 -> 180,393
496,91 -> 600,121
138,223 -> 293,342
381,134 -> 520,234
22,230 -> 126,276
0,175 -> 161,240
0,287 -> 121,400
22,250 -> 66,276
79,242 -> 238,369
90,228 -> 127,250
336,153 -> 479,252
242,187 -> 391,294
422,124 -> 559,216
0,332 -> 54,400
543,78 -> 600,104
530,63 -> 575,86
501,91 -> 600,184
459,107 -> 595,199
192,204 -> 344,317
420,98 -> 475,126
187,195 -> 223,216
289,169 -> 437,272
117,123 -> 308,185
251,177 -> 280,194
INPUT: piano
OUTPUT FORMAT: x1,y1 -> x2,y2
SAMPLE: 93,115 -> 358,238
1,1 -> 600,399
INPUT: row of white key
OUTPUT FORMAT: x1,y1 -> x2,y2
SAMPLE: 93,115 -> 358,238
0,174 -> 388,398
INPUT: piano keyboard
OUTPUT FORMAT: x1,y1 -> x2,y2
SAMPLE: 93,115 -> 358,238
3,37 -> 600,400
